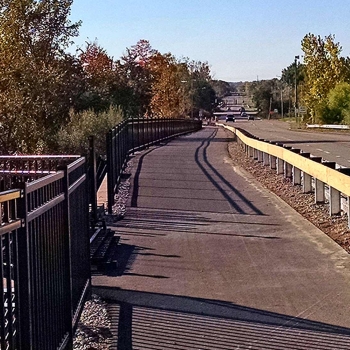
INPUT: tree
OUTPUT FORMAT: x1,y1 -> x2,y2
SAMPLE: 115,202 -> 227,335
301,33 -> 346,122
78,40 -> 117,112
281,61 -> 305,88
148,53 -> 185,118
192,80 -> 216,115
119,40 -> 157,117
250,80 -> 276,117
210,80 -> 231,99
0,0 -> 82,153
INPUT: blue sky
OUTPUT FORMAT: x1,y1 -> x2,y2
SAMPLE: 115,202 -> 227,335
69,0 -> 350,82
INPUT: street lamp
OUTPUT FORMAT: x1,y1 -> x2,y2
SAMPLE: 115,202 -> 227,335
276,75 -> 284,118
294,55 -> 300,123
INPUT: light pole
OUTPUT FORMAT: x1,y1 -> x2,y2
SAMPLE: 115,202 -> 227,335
191,79 -> 194,119
277,75 -> 284,118
294,55 -> 300,123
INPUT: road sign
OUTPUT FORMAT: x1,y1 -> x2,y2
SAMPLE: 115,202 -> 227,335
298,106 -> 307,114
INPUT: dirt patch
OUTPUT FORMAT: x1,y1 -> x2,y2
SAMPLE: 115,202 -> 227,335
227,138 -> 350,254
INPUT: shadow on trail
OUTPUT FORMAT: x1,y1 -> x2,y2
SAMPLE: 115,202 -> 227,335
108,208 -> 280,239
93,287 -> 350,350
195,128 -> 264,215
130,128 -> 265,215
99,243 -> 176,278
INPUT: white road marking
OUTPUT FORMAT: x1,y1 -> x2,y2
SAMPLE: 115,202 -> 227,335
324,151 -> 330,154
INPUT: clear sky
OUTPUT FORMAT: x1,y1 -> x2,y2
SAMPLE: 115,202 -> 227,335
69,0 -> 350,82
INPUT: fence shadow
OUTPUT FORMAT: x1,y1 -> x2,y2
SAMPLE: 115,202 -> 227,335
194,128 -> 264,215
93,287 -> 350,350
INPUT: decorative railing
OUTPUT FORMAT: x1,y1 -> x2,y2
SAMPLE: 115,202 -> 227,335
0,156 -> 90,350
106,118 -> 202,213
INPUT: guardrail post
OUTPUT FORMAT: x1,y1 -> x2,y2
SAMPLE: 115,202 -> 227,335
322,162 -> 340,215
282,145 -> 292,178
336,169 -> 350,227
310,157 -> 324,203
300,153 -> 312,193
253,148 -> 258,160
257,150 -> 263,162
303,173 -> 312,193
284,162 -> 292,178
329,187 -> 341,215
270,155 -> 276,169
277,158 -> 284,174
293,167 -> 301,185
248,146 -> 254,158
263,152 -> 270,166
315,179 -> 325,203
290,149 -> 301,185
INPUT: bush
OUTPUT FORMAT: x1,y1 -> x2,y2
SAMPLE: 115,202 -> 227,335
56,105 -> 124,155
320,82 -> 350,124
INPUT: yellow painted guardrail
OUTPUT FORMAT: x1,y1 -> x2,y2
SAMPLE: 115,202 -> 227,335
222,124 -> 350,197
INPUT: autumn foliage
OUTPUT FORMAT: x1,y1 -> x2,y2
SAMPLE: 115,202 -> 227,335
0,0 -> 216,154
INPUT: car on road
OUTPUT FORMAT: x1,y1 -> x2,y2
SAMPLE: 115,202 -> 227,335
241,112 -> 254,121
225,115 -> 235,122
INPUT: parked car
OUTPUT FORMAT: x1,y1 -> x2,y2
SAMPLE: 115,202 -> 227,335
225,115 -> 235,122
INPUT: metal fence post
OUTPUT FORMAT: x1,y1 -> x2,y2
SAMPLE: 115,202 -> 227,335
106,130 -> 113,214
61,165 -> 74,350
17,184 -> 33,350
89,136 -> 98,225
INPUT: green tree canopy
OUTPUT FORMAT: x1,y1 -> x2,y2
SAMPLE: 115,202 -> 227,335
301,33 -> 345,122
320,82 -> 350,124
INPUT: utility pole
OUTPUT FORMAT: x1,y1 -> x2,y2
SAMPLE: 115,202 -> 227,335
281,88 -> 284,118
294,55 -> 299,125
191,79 -> 194,119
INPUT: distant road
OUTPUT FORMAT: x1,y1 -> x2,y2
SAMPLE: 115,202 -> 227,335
222,119 -> 350,168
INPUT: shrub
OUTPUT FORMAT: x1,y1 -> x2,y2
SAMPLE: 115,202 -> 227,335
56,105 -> 124,155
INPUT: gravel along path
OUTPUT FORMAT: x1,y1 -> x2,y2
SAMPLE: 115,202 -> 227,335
73,136 -> 350,349
73,160 -> 133,350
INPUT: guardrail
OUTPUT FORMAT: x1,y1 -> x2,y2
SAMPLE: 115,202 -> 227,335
306,124 -> 350,130
0,156 -> 90,350
106,117 -> 202,213
221,124 -> 350,227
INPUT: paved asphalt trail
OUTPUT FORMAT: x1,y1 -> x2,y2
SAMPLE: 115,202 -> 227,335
93,126 -> 350,349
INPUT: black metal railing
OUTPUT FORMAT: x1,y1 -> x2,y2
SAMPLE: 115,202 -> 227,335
0,116 -> 201,349
106,118 -> 202,213
0,156 -> 90,350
